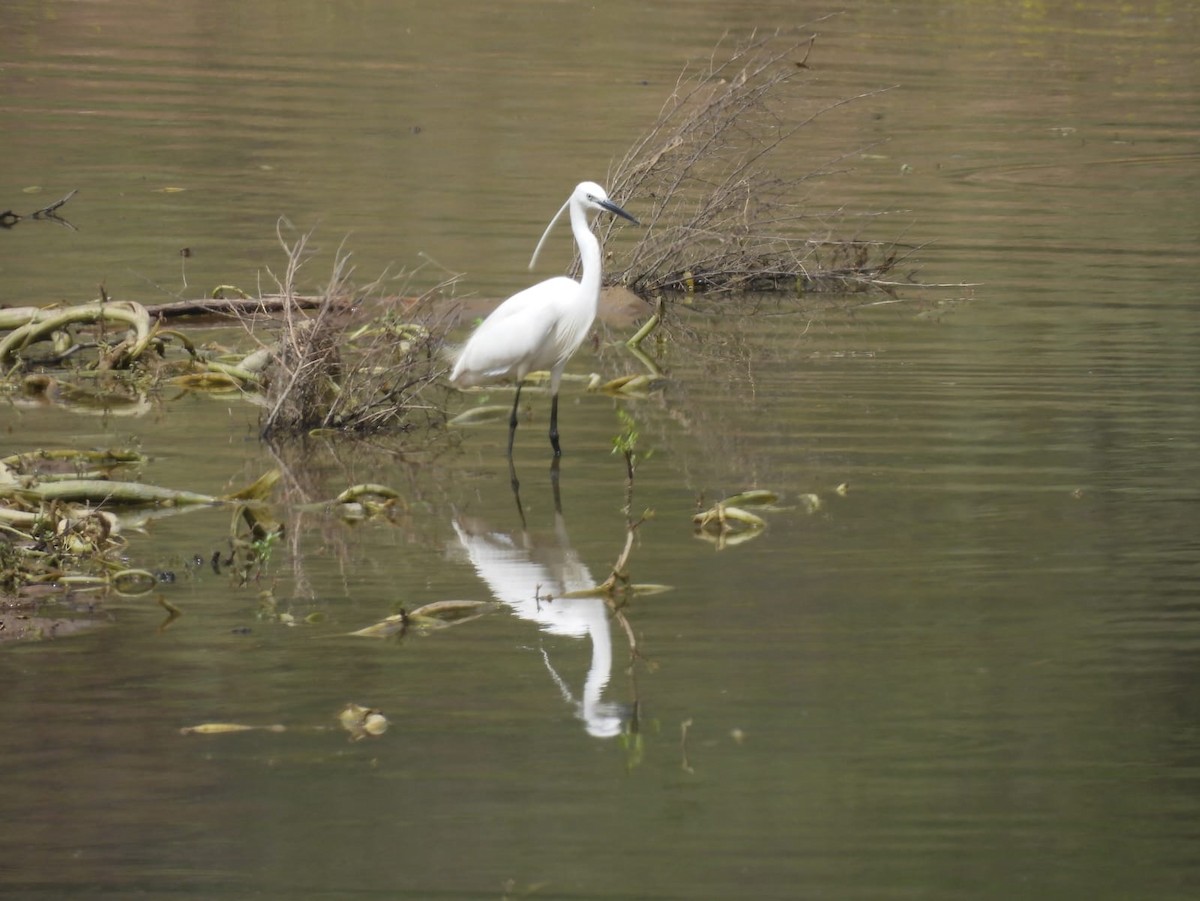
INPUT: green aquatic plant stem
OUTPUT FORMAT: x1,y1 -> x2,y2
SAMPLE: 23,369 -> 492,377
625,298 -> 664,351
1,448 -> 144,470
0,301 -> 153,366
9,479 -> 219,506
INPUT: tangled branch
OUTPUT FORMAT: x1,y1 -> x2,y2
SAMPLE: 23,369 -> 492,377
256,221 -> 456,438
600,28 -> 906,296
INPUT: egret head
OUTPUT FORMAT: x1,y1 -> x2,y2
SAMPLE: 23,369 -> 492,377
577,181 -> 639,225
530,181 -> 639,269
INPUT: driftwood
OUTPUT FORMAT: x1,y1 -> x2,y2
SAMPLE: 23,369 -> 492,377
142,293 -> 347,319
0,189 -> 78,230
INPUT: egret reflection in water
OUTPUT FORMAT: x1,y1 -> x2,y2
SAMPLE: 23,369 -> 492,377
451,498 -> 626,738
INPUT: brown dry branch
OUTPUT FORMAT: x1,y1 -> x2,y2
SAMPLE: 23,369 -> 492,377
0,188 -> 78,230
254,221 -> 457,438
142,294 -> 336,319
598,27 -> 909,297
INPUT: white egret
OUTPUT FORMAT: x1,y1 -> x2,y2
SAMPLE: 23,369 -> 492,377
450,181 -> 638,457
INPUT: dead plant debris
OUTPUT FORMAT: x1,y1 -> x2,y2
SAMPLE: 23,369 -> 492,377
1,448 -> 281,605
252,223 -> 457,438
600,27 -> 914,298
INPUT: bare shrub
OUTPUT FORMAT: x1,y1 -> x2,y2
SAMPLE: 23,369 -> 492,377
256,222 -> 456,438
600,27 -> 910,297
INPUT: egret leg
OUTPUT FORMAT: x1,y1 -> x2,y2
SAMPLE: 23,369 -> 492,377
509,453 -> 521,499
507,381 -> 524,459
549,391 -> 562,457
509,464 -> 527,528
508,381 -> 524,496
550,455 -> 562,514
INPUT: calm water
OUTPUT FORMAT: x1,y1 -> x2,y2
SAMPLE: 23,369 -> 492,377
3,1 -> 1200,899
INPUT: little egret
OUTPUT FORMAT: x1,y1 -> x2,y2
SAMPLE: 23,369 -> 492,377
450,181 -> 638,458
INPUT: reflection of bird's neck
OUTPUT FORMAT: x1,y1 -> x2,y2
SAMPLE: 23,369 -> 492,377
540,597 -> 621,739
569,200 -> 603,305
580,600 -> 614,721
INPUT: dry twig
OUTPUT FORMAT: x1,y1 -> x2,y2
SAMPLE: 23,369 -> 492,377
255,221 -> 456,438
0,188 -> 79,230
599,28 -> 905,296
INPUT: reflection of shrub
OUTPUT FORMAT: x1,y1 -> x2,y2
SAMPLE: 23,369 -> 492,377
257,224 -> 457,438
600,29 -> 910,297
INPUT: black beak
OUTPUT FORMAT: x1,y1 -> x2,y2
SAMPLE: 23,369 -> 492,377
599,198 -> 639,226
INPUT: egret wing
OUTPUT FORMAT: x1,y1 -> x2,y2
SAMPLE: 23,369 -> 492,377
477,277 -> 575,324
452,279 -> 573,386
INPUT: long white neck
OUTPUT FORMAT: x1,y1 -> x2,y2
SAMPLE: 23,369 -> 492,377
569,199 -> 603,306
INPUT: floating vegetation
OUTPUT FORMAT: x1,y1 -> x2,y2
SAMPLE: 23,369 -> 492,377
347,613 -> 409,639
0,223 -> 458,443
179,722 -> 288,736
12,479 -> 221,507
226,484 -> 285,587
2,449 -> 142,597
325,483 -> 403,521
348,599 -> 498,639
560,583 -> 672,600
693,489 -> 787,550
408,599 -> 496,628
0,448 -> 281,604
177,702 -> 388,742
722,489 -> 781,508
1,448 -> 145,480
0,299 -> 156,369
588,373 -> 663,397
61,568 -> 160,596
337,703 -> 389,742
0,298 -> 276,406
447,404 -> 514,427
796,492 -> 823,514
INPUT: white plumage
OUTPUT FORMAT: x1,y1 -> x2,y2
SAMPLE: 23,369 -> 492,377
450,181 -> 638,457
